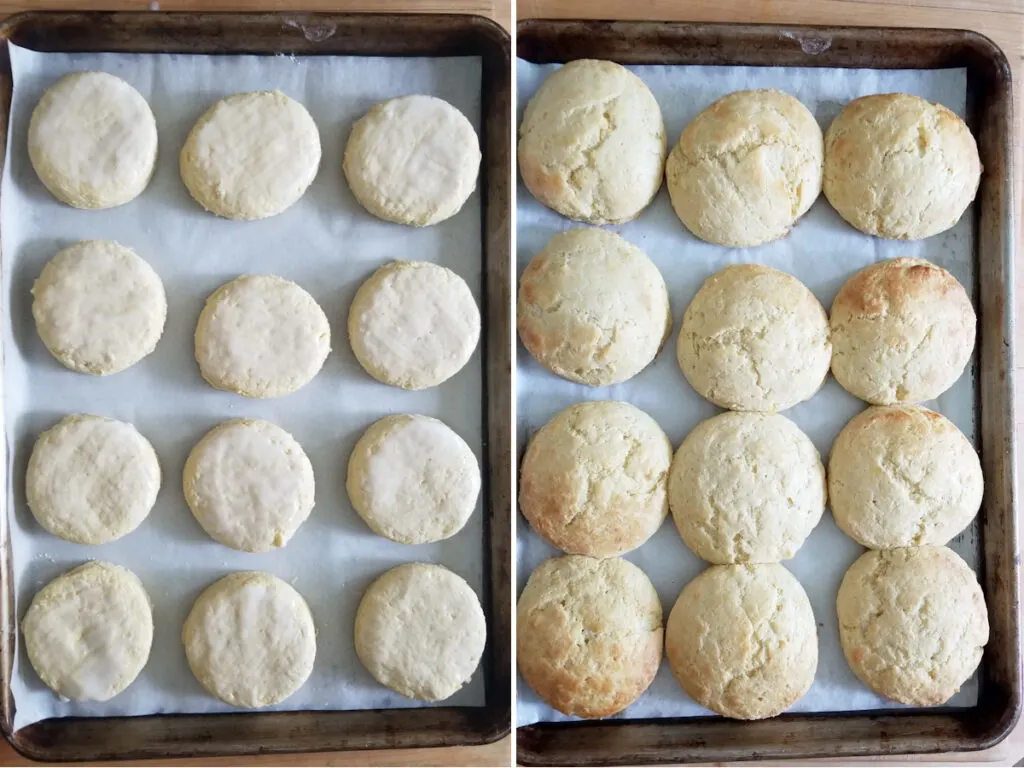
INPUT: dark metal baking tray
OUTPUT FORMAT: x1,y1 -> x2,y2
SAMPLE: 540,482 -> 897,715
0,10 -> 511,762
516,18 -> 1018,767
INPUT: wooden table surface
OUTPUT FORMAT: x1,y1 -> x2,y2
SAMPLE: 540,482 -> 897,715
0,0 -> 1020,765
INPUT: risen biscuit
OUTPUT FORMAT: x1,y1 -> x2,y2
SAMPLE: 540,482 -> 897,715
669,411 -> 825,564
517,555 -> 663,718
677,264 -> 831,412
830,257 -> 975,404
518,59 -> 666,224
519,401 -> 672,557
837,546 -> 988,706
665,563 -> 817,720
823,93 -> 980,240
517,228 -> 671,386
830,406 -> 982,549
666,89 -> 823,247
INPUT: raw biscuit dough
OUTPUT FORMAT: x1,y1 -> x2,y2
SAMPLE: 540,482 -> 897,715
665,563 -> 818,720
27,414 -> 160,545
669,411 -> 825,564
823,93 -> 981,240
180,90 -> 321,220
184,419 -> 315,553
677,264 -> 831,412
347,414 -> 480,544
829,405 -> 983,548
837,546 -> 988,706
354,563 -> 486,701
517,555 -> 663,718
194,274 -> 330,398
517,228 -> 672,386
666,89 -> 823,247
183,571 -> 316,708
343,95 -> 480,226
348,260 -> 480,390
518,59 -> 667,224
519,400 -> 672,557
32,240 -> 167,375
23,561 -> 153,701
29,71 -> 157,209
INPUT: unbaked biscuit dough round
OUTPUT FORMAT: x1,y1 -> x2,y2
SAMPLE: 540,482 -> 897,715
355,563 -> 486,701
666,89 -> 823,247
195,275 -> 330,398
180,90 -> 321,220
184,419 -> 315,553
677,264 -> 831,413
183,571 -> 316,708
669,411 -> 825,564
29,71 -> 157,209
830,257 -> 975,404
824,93 -> 981,240
32,240 -> 167,375
519,59 -> 667,225
519,400 -> 672,558
347,414 -> 480,544
517,228 -> 672,386
23,561 -> 153,701
666,563 -> 818,720
517,555 -> 663,718
343,95 -> 480,226
27,414 -> 160,545
837,546 -> 988,706
829,405 -> 982,549
348,261 -> 480,390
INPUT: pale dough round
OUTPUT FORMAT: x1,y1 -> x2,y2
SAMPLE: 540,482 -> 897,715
519,400 -> 672,557
32,240 -> 167,375
517,555 -> 663,718
829,405 -> 982,549
23,561 -> 153,701
666,89 -> 823,247
29,71 -> 157,209
677,264 -> 832,412
195,275 -> 330,398
666,563 -> 818,720
27,414 -> 160,545
355,563 -> 486,701
343,95 -> 480,226
180,90 -> 321,220
517,228 -> 672,386
183,571 -> 316,708
348,260 -> 480,390
184,419 -> 315,553
837,546 -> 988,706
519,59 -> 667,225
830,257 -> 976,405
669,411 -> 825,564
824,93 -> 981,240
347,414 -> 480,544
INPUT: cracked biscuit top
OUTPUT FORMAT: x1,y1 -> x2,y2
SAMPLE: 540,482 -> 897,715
829,405 -> 982,549
519,401 -> 671,557
666,89 -> 823,247
837,546 -> 988,706
518,59 -> 666,224
830,257 -> 975,404
665,563 -> 818,720
517,228 -> 671,386
823,93 -> 981,240
677,264 -> 831,413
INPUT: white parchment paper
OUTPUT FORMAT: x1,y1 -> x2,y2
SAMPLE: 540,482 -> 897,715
3,44 -> 486,730
516,60 -> 979,725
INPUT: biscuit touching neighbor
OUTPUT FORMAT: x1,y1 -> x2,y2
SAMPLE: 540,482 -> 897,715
517,228 -> 671,386
519,59 -> 666,224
